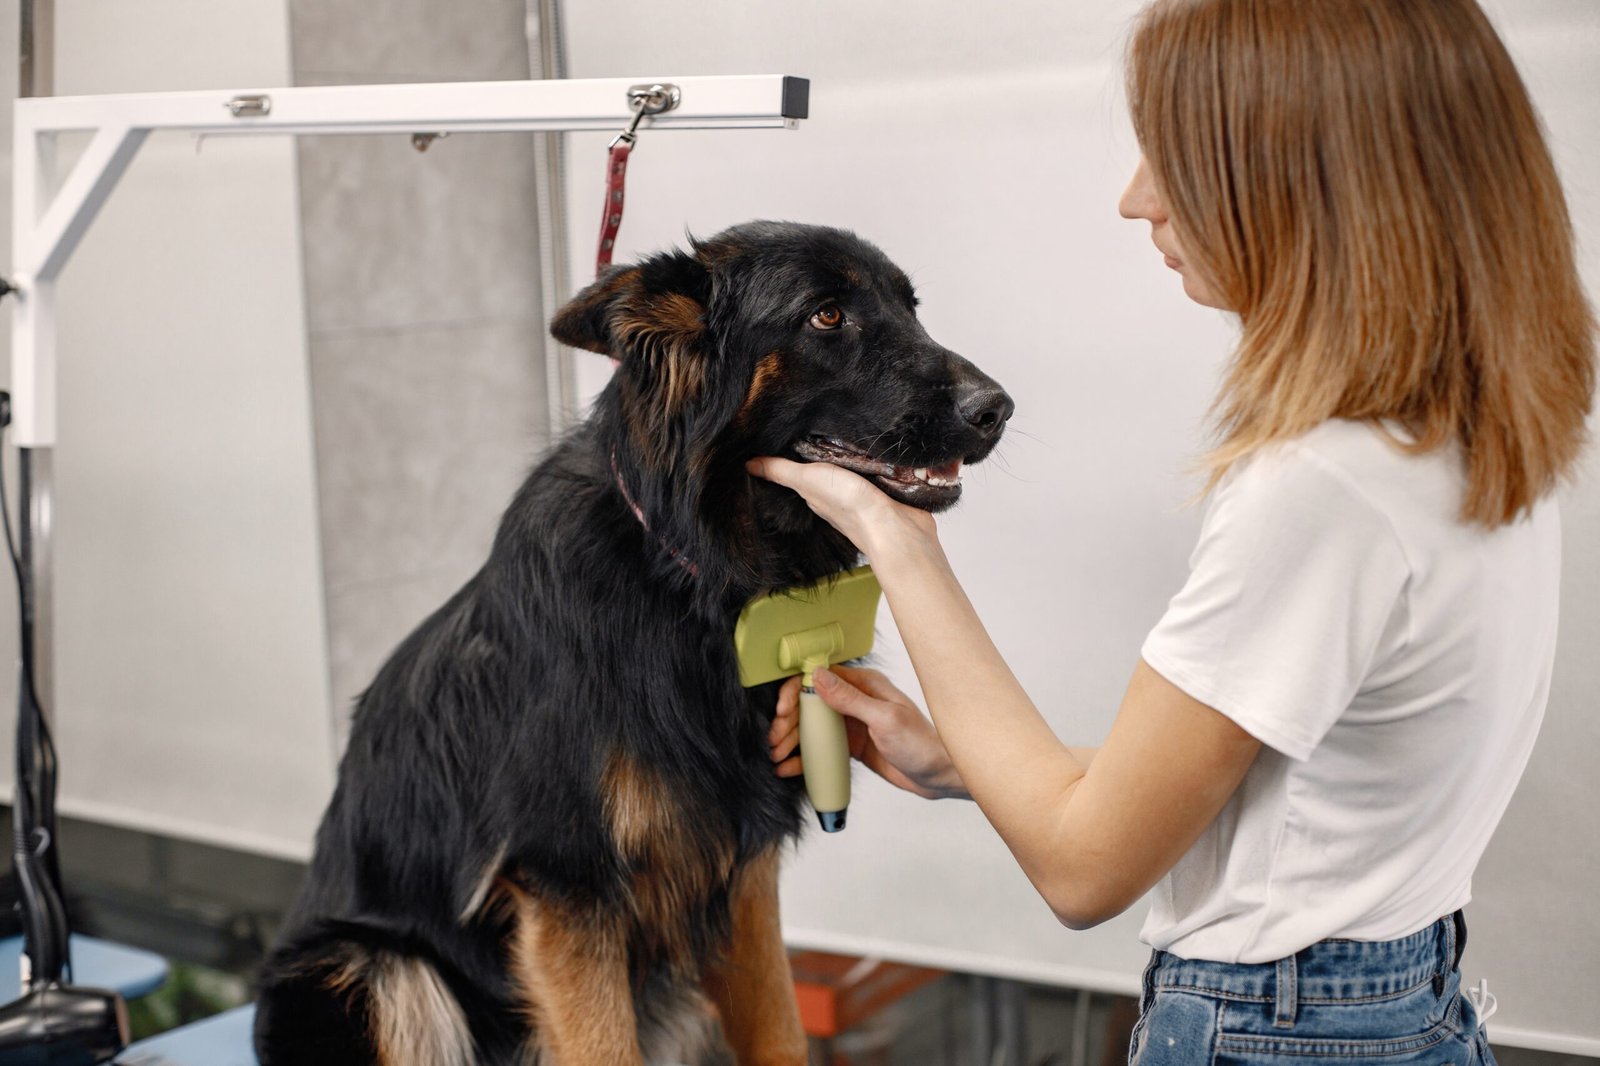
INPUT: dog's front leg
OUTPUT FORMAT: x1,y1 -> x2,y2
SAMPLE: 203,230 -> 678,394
702,848 -> 808,1065
506,884 -> 645,1065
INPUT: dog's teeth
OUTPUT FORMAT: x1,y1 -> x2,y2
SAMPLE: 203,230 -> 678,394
922,461 -> 964,487
914,468 -> 929,482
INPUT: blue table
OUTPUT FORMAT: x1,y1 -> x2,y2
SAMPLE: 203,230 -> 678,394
0,935 -> 169,1002
116,1005 -> 257,1066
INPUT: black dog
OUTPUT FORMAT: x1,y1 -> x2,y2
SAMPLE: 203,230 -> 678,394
253,220 -> 1011,1065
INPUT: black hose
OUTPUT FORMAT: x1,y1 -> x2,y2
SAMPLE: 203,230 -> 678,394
0,404 -> 70,989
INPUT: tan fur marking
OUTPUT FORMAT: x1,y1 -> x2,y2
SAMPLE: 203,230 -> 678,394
735,352 -> 784,426
503,880 -> 645,1065
459,842 -> 509,924
603,756 -> 736,977
319,947 -> 368,1021
701,847 -> 808,1064
613,291 -> 707,455
653,291 -> 704,336
368,953 -> 475,1066
604,754 -> 682,863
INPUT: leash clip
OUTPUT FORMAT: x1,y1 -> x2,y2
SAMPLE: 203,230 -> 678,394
597,84 -> 682,276
609,83 -> 681,148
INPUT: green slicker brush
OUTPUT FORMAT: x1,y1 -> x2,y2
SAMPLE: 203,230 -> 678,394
734,565 -> 883,832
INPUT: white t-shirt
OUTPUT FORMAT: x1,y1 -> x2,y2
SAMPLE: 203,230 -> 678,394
1139,419 -> 1560,964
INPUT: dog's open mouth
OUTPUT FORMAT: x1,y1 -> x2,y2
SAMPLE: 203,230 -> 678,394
792,436 -> 965,508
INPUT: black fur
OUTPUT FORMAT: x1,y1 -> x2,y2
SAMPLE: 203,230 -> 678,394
253,221 -> 1010,1064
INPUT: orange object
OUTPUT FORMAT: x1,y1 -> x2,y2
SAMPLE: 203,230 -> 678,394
789,950 -> 946,1041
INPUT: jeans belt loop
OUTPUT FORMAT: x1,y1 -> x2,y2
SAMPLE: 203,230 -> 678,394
1274,954 -> 1299,1028
1434,912 -> 1458,997
1140,951 -> 1159,1012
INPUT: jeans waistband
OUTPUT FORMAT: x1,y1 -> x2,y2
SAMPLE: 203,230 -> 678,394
1148,911 -> 1466,1019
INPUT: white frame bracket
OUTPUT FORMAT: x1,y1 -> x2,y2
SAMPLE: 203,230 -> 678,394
8,73 -> 810,447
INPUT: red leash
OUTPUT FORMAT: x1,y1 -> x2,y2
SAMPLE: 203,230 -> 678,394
595,85 -> 679,278
596,138 -> 632,276
595,89 -> 698,575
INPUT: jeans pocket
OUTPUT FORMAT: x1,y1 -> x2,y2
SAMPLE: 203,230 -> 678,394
1212,973 -> 1482,1065
1213,1017 -> 1478,1065
1133,991 -> 1218,1066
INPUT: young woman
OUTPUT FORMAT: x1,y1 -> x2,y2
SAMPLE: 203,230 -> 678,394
749,0 -> 1595,1062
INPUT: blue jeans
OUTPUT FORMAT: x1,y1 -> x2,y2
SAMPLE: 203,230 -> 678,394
1129,912 -> 1495,1064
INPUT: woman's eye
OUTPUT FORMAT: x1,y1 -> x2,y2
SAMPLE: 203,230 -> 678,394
809,304 -> 844,330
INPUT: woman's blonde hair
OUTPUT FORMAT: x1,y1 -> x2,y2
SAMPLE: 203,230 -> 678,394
1127,0 -> 1596,526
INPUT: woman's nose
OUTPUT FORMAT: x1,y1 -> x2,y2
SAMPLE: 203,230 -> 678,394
1119,157 -> 1165,222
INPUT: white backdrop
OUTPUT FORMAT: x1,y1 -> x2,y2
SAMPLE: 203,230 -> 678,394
560,0 -> 1600,1054
0,1 -> 337,857
6,0 -> 1591,1055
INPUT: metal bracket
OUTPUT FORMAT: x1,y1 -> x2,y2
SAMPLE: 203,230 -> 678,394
627,82 -> 680,115
612,83 -> 683,148
225,93 -> 272,118
8,74 -> 809,448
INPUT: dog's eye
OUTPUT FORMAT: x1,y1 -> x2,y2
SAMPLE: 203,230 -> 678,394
809,304 -> 844,330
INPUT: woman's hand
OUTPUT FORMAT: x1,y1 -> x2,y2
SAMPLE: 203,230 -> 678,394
767,665 -> 969,800
745,457 -> 936,565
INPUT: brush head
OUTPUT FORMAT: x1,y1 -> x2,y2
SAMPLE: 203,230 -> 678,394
734,565 -> 882,687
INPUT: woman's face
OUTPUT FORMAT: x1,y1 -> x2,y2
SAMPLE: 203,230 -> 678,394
1119,156 -> 1230,310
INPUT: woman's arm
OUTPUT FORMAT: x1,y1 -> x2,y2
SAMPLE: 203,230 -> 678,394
749,456 -> 1261,928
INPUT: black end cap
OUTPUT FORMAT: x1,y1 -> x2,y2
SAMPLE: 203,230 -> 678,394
816,808 -> 847,833
782,76 -> 810,120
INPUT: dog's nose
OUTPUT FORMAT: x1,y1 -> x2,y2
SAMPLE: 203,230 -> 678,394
958,384 -> 1014,437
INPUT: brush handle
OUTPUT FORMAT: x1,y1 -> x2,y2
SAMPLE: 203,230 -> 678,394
799,686 -> 850,830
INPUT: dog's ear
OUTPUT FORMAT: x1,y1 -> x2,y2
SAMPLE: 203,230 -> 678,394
553,252 -> 717,464
550,253 -> 711,362
549,265 -> 634,354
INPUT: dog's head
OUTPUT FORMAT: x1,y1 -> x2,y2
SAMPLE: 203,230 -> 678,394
552,221 -> 1012,594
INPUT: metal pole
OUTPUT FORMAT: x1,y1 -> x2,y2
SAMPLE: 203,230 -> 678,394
970,974 -> 994,1066
1070,988 -> 1092,1066
527,0 -> 577,434
996,978 -> 1029,1066
18,0 -> 55,721
14,0 -> 65,994
19,0 -> 52,101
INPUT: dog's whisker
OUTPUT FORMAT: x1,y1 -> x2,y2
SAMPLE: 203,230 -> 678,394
1003,427 -> 1046,446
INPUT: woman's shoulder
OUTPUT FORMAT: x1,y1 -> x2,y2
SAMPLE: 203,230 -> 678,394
1222,419 -> 1556,551
1198,420 -> 1464,573
1225,419 -> 1457,518
1249,418 -> 1428,477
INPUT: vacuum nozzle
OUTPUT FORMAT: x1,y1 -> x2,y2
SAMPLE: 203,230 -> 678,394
0,984 -> 129,1065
